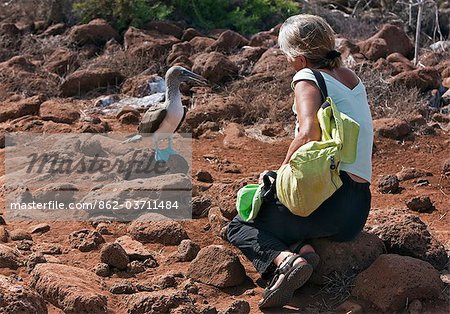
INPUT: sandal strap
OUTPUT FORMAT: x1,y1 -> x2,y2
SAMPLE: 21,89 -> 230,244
278,254 -> 301,274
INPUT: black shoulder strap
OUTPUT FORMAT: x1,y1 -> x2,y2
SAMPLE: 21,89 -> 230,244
310,69 -> 328,103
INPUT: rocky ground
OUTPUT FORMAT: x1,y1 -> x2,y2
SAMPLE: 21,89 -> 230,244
0,1 -> 449,313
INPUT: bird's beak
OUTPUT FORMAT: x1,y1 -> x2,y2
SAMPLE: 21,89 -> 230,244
184,70 -> 209,85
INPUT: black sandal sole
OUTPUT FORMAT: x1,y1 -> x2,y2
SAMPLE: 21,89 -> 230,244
258,262 -> 313,309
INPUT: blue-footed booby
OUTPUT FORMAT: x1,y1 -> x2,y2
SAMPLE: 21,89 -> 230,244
123,66 -> 208,161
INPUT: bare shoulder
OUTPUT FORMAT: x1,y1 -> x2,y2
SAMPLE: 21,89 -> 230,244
334,67 -> 360,87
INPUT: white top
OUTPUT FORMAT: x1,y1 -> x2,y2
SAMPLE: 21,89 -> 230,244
291,68 -> 373,182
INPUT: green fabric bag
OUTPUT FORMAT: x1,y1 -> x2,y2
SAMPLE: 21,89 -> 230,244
236,184 -> 263,221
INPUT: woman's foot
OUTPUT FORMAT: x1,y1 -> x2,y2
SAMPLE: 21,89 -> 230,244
289,243 -> 320,270
259,253 -> 313,309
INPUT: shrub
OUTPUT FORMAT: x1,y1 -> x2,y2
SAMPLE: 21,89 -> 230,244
172,0 -> 300,34
73,0 -> 300,34
73,0 -> 173,31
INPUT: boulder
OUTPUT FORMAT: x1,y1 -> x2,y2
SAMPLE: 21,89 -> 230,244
68,18 -> 120,46
181,28 -> 203,42
0,95 -> 43,123
166,42 -> 192,64
222,300 -> 250,314
309,232 -> 385,284
31,263 -> 108,313
39,100 -> 80,124
0,275 -> 47,313
373,118 -> 411,139
115,235 -> 154,261
192,52 -> 238,83
44,48 -> 79,76
30,223 -> 51,234
124,27 -> 179,50
366,208 -> 448,270
208,30 -> 249,53
187,245 -> 246,288
251,48 -> 293,77
352,254 -> 444,312
185,95 -> 242,129
145,21 -> 183,38
388,67 -> 440,92
9,229 -> 32,241
69,229 -> 105,252
121,74 -> 164,97
223,122 -> 245,149
125,290 -> 193,314
208,206 -> 230,237
0,244 -> 21,269
249,30 -> 278,48
177,239 -> 200,262
61,68 -> 124,96
405,196 -> 435,213
359,24 -> 413,60
189,36 -> 215,53
396,167 -> 432,181
376,175 -> 400,194
128,221 -> 188,245
100,242 -> 129,270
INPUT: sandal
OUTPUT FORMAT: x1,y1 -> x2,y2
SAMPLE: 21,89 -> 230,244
290,243 -> 320,270
258,254 -> 313,309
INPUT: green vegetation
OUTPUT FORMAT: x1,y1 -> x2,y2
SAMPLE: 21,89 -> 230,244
73,0 -> 300,34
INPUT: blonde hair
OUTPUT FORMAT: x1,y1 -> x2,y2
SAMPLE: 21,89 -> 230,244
278,14 -> 342,69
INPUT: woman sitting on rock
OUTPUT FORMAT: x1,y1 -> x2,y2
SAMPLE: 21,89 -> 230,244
226,14 -> 373,309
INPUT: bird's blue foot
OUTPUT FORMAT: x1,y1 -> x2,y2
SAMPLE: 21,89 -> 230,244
155,146 -> 178,161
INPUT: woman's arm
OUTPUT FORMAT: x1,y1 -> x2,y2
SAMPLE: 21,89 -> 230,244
282,80 -> 322,165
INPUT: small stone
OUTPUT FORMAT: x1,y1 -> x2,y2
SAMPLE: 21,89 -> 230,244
192,196 -> 212,218
222,300 -> 250,314
109,281 -> 138,294
377,175 -> 400,194
30,223 -> 50,234
179,278 -> 198,294
128,260 -> 145,274
0,244 -> 21,269
414,179 -> 430,187
336,300 -> 363,314
396,167 -> 432,181
9,229 -> 32,241
93,263 -> 111,277
199,305 -> 218,314
115,235 -> 154,261
16,240 -> 33,251
153,274 -> 177,290
187,245 -> 246,288
443,158 -> 450,175
196,170 -> 213,183
0,216 -> 5,225
408,299 -> 422,314
128,221 -> 189,245
100,243 -> 129,270
69,229 -> 105,252
96,223 -> 112,235
143,256 -> 159,268
177,239 -> 200,262
0,226 -> 8,243
26,252 -> 46,271
405,196 -> 435,213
